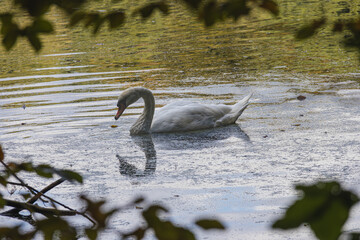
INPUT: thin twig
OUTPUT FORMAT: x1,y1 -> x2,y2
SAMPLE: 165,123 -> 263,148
5,175 -> 96,225
0,160 -> 37,196
27,178 -> 65,204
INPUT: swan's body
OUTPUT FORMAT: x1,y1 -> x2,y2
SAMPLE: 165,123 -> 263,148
115,87 -> 251,135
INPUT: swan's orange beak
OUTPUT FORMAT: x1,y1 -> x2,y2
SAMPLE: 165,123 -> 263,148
115,103 -> 126,120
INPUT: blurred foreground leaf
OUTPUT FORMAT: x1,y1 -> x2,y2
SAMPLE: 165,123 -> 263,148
195,219 -> 226,230
36,218 -> 77,240
272,181 -> 359,240
134,1 -> 169,19
296,18 -> 326,39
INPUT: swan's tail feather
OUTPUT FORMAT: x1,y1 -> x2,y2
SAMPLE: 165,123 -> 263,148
230,92 -> 252,117
215,92 -> 252,127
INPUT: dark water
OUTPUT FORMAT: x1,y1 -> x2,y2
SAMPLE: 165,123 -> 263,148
1,1 -> 360,239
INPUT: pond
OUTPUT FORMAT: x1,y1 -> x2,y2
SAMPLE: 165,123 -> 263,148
1,1 -> 360,239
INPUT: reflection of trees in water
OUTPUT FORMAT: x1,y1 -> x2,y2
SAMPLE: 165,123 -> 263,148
117,135 -> 156,177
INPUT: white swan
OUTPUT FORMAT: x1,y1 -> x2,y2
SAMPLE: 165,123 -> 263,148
114,87 -> 252,135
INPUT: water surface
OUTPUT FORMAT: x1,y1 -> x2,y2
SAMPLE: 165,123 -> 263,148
1,1 -> 360,239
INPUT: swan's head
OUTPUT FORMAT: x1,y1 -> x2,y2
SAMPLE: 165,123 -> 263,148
115,88 -> 142,120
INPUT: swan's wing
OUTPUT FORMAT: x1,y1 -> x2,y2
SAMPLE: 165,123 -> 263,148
151,103 -> 232,133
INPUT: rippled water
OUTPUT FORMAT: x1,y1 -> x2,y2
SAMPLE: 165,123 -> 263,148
1,1 -> 360,239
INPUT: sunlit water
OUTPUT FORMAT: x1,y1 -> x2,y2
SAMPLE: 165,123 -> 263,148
1,1 -> 360,239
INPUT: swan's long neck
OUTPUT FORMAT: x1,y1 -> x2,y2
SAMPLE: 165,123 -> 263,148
130,89 -> 155,135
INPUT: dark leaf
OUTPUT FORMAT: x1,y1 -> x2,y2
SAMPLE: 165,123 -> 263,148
220,0 -> 251,22
85,228 -> 98,240
272,181 -> 359,240
53,0 -> 87,14
296,18 -> 326,40
195,219 -> 226,230
201,0 -> 218,27
69,11 -> 86,27
34,164 -> 54,178
0,14 -> 14,35
0,195 -> 5,208
122,227 -> 146,240
84,13 -> 101,28
142,204 -> 168,226
15,0 -> 50,17
81,195 -> 118,228
36,218 -> 77,240
21,193 -> 32,200
133,196 -> 145,204
56,169 -> 83,184
333,22 -> 344,32
107,11 -> 125,28
0,145 -> 4,161
142,204 -> 196,240
0,226 -> 34,239
0,175 -> 7,186
182,0 -> 202,9
31,18 -> 54,33
259,0 -> 279,16
0,15 -> 19,51
135,2 -> 169,19
92,18 -> 106,34
26,32 -> 42,52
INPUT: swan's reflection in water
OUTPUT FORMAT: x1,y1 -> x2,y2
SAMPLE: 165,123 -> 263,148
117,135 -> 156,177
117,124 -> 250,177
152,124 -> 250,150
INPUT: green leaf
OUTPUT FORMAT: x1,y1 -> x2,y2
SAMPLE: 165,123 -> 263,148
26,32 -> 42,52
15,0 -> 50,17
0,14 -> 19,51
0,145 -> 4,161
56,170 -> 83,184
34,164 -> 54,178
122,227 -> 146,240
142,204 -> 196,240
195,219 -> 226,230
21,193 -> 32,200
107,11 -> 125,29
53,0 -> 87,14
181,0 -> 202,9
220,0 -> 251,22
2,30 -> 19,50
201,0 -> 218,27
84,13 -> 101,28
135,1 -> 169,19
295,18 -> 326,40
272,181 -> 359,240
36,218 -> 77,240
31,18 -> 54,33
81,195 -> 118,228
69,12 -> 86,27
0,175 -> 7,186
259,0 -> 279,16
85,228 -> 98,240
0,195 -> 5,208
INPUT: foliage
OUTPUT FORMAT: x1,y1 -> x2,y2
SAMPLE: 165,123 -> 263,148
272,181 -> 359,240
122,203 -> 225,240
0,145 -> 225,239
0,0 -> 278,52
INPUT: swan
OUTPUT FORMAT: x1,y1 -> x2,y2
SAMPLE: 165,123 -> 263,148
114,87 -> 252,135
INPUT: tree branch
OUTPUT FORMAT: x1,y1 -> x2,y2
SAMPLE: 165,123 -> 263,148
3,198 -> 77,216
